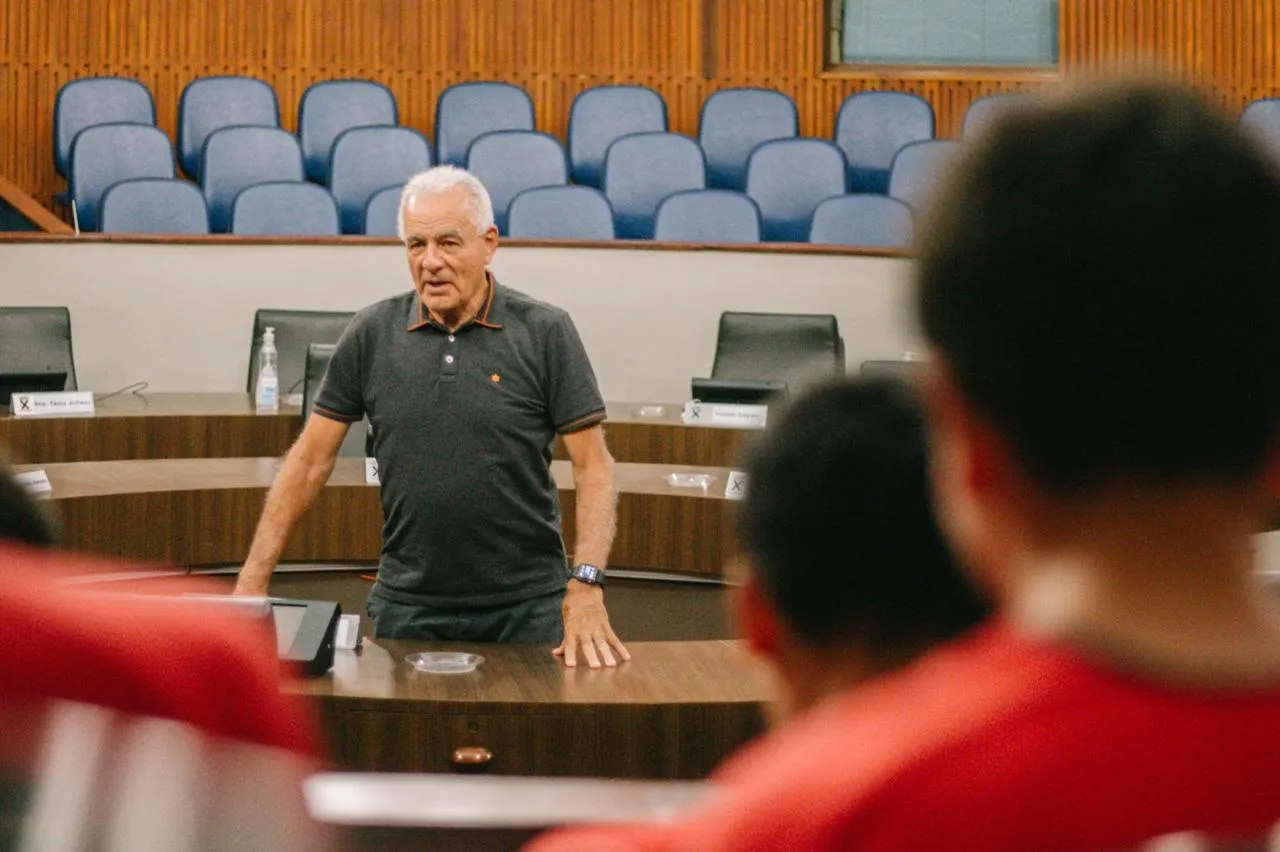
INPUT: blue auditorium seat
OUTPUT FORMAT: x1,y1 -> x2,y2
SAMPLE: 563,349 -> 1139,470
887,139 -> 964,212
328,126 -> 432,234
363,186 -> 402,237
603,132 -> 706,239
231,182 -> 340,236
745,138 -> 846,242
55,77 -> 155,180
435,82 -> 535,168
466,131 -> 567,234
507,186 -> 615,240
808,195 -> 913,248
653,190 -> 761,243
1241,99 -> 1280,164
298,79 -> 399,183
567,85 -> 667,187
68,123 -> 175,231
200,126 -> 304,232
178,76 -> 281,179
962,93 -> 1041,139
698,88 -> 798,191
834,91 -> 935,194
99,179 -> 209,235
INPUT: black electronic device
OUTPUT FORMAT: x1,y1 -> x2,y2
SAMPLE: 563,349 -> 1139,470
270,598 -> 342,678
690,377 -> 788,406
0,371 -> 70,409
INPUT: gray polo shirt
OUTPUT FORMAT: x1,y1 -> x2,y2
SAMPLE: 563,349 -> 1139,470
313,276 -> 606,608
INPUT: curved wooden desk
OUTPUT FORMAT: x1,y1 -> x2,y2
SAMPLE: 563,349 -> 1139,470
27,457 -> 734,577
293,638 -> 772,779
1,394 -> 750,468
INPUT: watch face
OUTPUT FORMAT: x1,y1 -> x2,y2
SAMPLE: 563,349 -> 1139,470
572,564 -> 603,585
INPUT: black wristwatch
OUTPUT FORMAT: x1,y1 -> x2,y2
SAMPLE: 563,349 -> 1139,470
569,563 -> 605,587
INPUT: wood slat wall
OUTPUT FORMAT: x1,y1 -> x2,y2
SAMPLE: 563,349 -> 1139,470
3,0 -> 1278,210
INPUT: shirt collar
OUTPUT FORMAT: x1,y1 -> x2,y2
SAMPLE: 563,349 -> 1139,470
406,271 -> 505,333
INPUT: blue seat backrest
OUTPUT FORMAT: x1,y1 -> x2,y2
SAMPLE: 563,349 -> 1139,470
178,76 -> 281,179
55,77 -> 155,179
808,194 -> 914,248
699,88 -> 798,191
435,82 -> 535,168
834,91 -> 935,194
507,186 -> 615,240
745,138 -> 847,242
231,182 -> 340,236
298,79 -> 399,183
567,86 -> 668,187
99,178 -> 209,235
466,131 -> 568,234
200,126 -> 304,232
328,126 -> 432,234
69,123 -> 175,231
603,132 -> 706,239
653,189 -> 761,244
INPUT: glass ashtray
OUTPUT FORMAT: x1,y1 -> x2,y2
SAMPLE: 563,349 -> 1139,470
633,405 -> 666,419
405,652 -> 485,674
667,473 -> 713,489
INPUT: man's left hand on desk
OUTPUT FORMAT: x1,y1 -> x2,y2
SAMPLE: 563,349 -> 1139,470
555,581 -> 631,669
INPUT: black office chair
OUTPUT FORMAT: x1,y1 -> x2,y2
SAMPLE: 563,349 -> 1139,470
710,311 -> 845,384
247,309 -> 355,400
303,343 -> 371,458
0,306 -> 79,390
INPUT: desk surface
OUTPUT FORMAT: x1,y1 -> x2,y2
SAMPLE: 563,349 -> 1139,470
298,639 -> 772,707
23,457 -> 734,576
1,394 -> 750,467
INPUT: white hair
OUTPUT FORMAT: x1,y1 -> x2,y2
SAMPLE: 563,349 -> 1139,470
396,166 -> 495,241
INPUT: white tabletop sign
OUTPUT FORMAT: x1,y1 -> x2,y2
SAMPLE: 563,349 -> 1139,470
10,391 -> 95,418
365,457 -> 381,485
14,469 -> 53,495
724,470 -> 748,501
680,401 -> 768,429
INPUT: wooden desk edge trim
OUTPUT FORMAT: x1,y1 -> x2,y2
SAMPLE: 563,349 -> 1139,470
0,174 -> 73,234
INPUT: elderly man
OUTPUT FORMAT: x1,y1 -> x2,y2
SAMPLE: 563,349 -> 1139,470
234,166 -> 628,668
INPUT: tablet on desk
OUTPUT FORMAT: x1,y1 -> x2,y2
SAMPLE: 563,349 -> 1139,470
0,371 -> 69,409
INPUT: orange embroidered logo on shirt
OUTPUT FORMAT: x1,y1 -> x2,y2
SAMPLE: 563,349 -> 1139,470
490,373 -> 501,383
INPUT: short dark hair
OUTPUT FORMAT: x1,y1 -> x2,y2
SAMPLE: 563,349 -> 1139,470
737,377 -> 989,661
0,463 -> 58,547
918,83 -> 1280,490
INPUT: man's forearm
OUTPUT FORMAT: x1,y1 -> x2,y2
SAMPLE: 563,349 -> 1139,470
236,448 -> 337,592
571,457 -> 617,569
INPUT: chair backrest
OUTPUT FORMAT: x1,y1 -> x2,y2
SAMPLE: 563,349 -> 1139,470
303,343 -> 370,457
69,123 -> 175,231
363,186 -> 402,237
568,86 -> 668,187
808,194 -> 914,248
1241,99 -> 1280,165
248,310 -> 355,396
435,82 -> 536,167
328,126 -> 432,234
297,79 -> 399,183
699,88 -> 798,191
178,76 -> 281,179
99,178 -> 210,235
653,190 -> 761,243
200,126 -> 305,232
506,186 -> 615,240
0,307 -> 78,391
887,139 -> 964,211
55,77 -> 155,179
603,132 -> 706,239
711,311 -> 844,384
962,93 -> 1041,139
834,91 -> 935,194
745,138 -> 847,242
231,182 -> 340,236
466,131 -> 568,234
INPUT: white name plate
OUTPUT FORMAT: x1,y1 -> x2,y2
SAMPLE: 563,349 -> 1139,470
680,401 -> 768,429
365,457 -> 381,485
724,470 -> 748,501
10,391 -> 95,418
14,469 -> 52,495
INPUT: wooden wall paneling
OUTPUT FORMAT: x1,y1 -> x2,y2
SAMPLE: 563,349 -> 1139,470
6,0 -> 1280,214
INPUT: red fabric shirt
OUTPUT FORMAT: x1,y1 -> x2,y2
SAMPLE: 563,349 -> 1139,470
531,620 -> 1280,851
0,544 -> 319,757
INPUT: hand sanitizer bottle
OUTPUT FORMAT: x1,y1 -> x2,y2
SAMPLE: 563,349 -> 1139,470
255,326 -> 279,412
